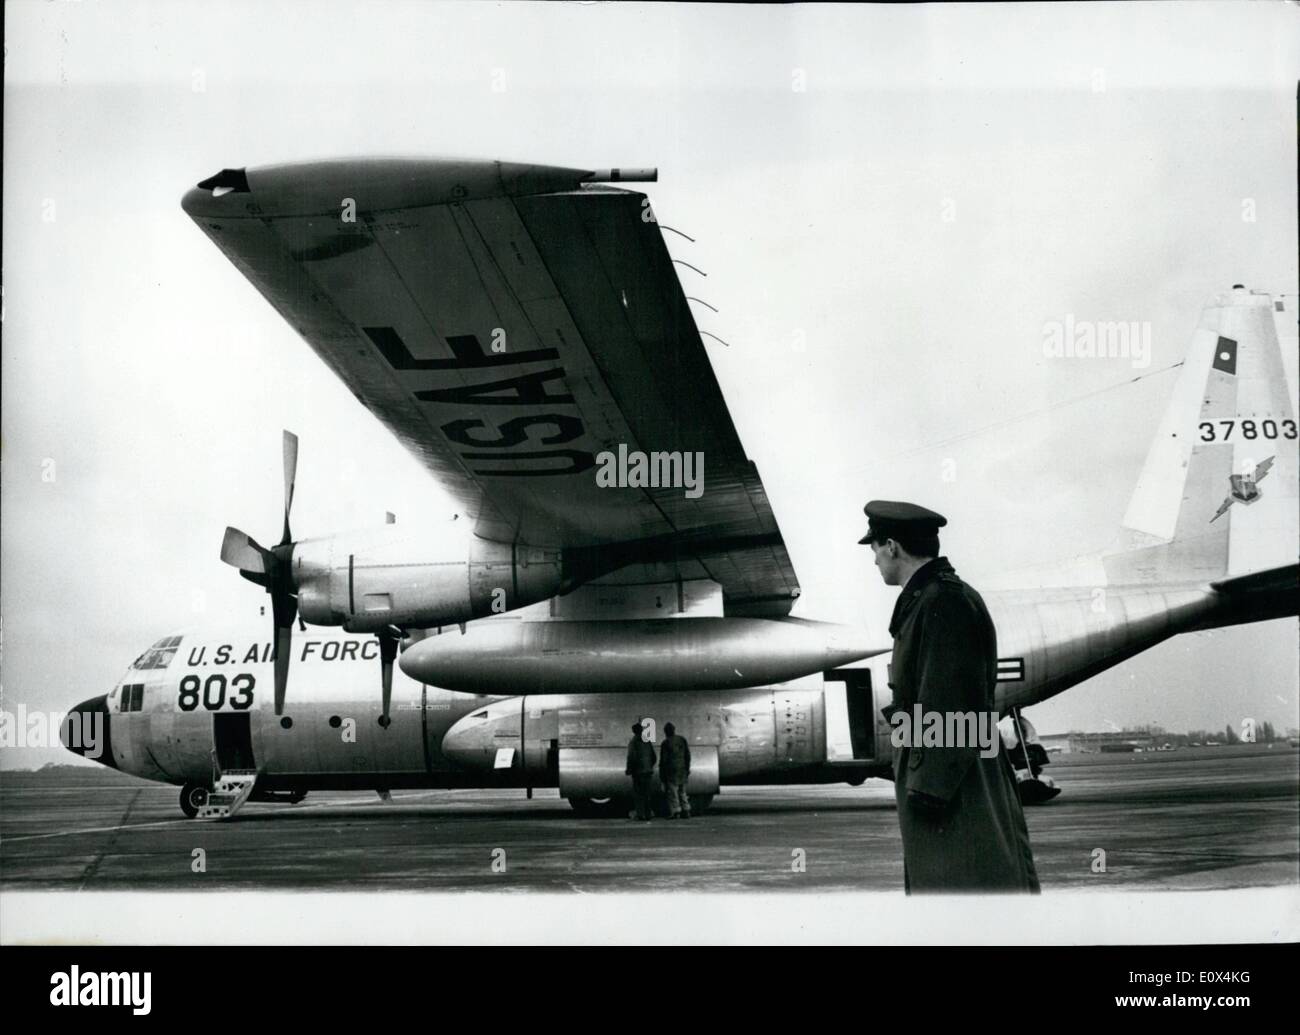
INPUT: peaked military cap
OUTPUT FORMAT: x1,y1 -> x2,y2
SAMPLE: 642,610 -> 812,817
858,500 -> 948,545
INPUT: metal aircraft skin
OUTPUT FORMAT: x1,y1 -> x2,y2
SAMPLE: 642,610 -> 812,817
62,160 -> 1298,818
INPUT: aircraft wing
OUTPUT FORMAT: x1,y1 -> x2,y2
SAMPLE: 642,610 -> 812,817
182,159 -> 799,617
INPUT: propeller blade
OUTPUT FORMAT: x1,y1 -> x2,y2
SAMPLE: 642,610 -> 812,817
270,591 -> 298,717
221,527 -> 268,574
378,630 -> 398,728
280,430 -> 299,546
272,623 -> 292,716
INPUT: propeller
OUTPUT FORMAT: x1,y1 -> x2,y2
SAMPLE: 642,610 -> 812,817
221,431 -> 401,727
220,430 -> 299,716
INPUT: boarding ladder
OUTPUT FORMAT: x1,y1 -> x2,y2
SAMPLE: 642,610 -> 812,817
196,768 -> 260,820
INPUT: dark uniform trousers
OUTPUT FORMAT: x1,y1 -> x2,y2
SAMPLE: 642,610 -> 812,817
885,557 -> 1040,894
625,738 -> 657,820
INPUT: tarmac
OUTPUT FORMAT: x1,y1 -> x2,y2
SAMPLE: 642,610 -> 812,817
1,747 -> 1296,893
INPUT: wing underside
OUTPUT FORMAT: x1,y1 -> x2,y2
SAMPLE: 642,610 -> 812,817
183,158 -> 799,616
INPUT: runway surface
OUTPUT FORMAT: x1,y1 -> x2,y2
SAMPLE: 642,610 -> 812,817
2,749 -> 1296,892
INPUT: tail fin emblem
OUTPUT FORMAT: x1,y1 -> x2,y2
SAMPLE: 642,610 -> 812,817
1211,456 -> 1274,522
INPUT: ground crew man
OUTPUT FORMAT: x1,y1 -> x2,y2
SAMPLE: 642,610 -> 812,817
659,722 -> 692,819
860,499 -> 1039,893
625,722 -> 657,821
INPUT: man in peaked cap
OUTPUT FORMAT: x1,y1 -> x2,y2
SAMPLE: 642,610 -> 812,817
860,500 -> 1039,893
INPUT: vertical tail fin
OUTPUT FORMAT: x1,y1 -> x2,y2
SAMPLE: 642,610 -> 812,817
1105,286 -> 1298,586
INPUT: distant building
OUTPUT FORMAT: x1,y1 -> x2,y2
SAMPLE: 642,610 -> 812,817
1040,723 -> 1290,754
1053,729 -> 1159,754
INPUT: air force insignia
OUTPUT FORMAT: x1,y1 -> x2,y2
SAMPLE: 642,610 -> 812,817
1210,456 -> 1274,522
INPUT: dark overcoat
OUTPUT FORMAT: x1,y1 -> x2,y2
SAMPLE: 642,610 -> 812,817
885,557 -> 1039,893
659,734 -> 692,782
625,737 -> 657,776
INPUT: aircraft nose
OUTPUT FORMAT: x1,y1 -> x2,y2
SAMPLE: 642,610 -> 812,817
60,695 -> 117,768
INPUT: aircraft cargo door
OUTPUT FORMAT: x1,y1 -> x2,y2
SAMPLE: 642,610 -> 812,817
823,669 -> 876,762
214,713 -> 255,772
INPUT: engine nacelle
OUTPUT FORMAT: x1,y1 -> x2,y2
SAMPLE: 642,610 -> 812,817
293,526 -> 564,632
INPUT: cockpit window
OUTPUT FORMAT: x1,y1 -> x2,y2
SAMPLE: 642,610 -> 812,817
131,650 -> 169,670
118,683 -> 145,712
132,635 -> 183,670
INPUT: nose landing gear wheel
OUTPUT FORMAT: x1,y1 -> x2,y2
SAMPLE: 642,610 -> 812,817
180,783 -> 210,818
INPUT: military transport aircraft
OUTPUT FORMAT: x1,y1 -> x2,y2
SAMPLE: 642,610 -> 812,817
61,159 -> 1297,819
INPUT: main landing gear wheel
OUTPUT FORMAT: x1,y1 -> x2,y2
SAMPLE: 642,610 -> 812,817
688,794 -> 713,816
180,783 -> 209,818
568,796 -> 630,818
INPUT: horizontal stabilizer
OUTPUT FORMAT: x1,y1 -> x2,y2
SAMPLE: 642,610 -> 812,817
1211,563 -> 1299,596
1200,562 -> 1299,629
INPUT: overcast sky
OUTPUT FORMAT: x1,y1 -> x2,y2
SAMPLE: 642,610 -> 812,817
3,0 -> 1298,769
